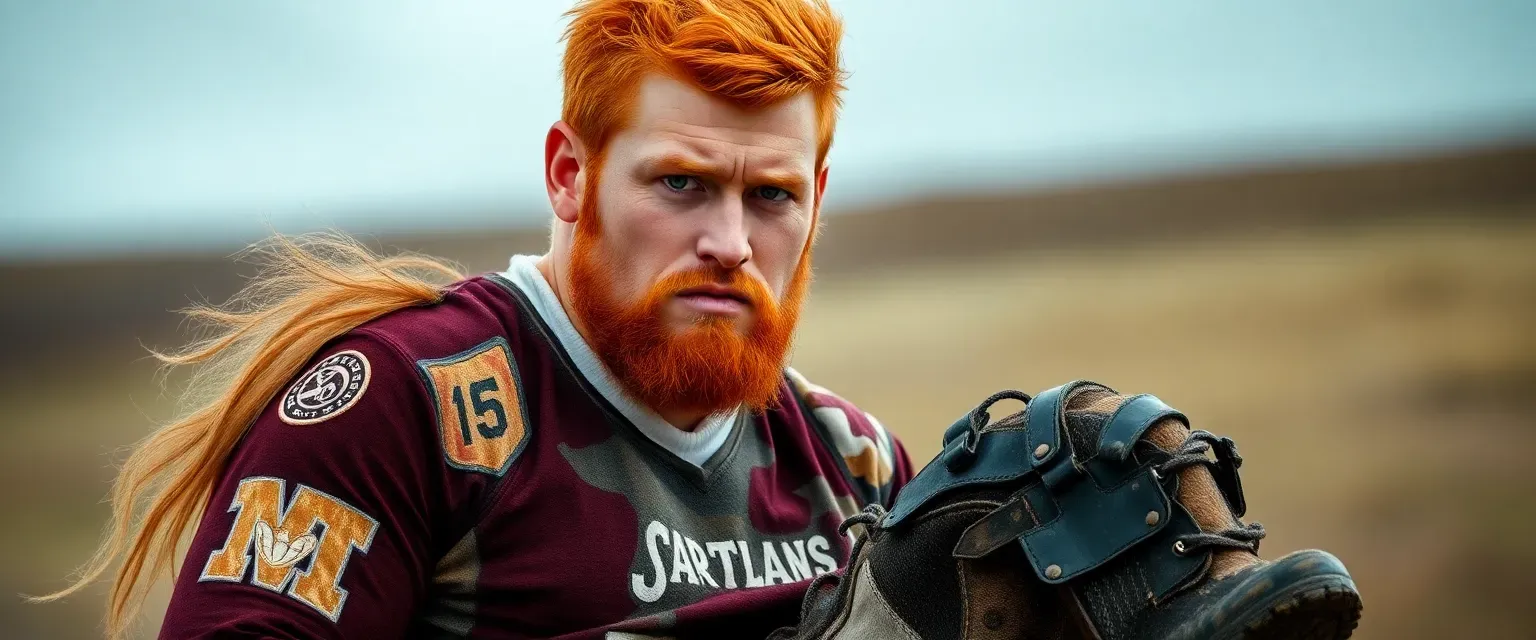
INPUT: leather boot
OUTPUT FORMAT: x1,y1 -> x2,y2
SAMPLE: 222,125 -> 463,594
770,381 -> 1362,640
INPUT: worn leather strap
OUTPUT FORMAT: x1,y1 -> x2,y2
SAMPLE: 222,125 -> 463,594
1087,394 -> 1186,486
883,382 -> 1097,529
952,482 -> 1056,559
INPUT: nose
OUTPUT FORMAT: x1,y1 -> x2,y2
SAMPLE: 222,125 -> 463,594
696,199 -> 751,269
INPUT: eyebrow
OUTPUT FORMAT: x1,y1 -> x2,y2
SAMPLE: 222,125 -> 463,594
643,153 -> 811,197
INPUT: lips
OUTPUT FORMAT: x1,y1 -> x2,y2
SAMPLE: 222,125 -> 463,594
673,283 -> 753,317
675,284 -> 751,305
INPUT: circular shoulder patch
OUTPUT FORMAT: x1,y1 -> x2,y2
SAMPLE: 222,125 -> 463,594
280,350 -> 371,425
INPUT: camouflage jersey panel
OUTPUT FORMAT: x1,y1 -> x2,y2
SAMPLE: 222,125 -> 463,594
410,275 -> 913,639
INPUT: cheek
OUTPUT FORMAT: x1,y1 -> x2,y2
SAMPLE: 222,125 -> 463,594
596,185 -> 693,296
753,214 -> 814,296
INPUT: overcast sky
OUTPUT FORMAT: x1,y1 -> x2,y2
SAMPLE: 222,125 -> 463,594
2,0 -> 1534,258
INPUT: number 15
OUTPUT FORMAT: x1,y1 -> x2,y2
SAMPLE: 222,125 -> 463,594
450,377 -> 506,445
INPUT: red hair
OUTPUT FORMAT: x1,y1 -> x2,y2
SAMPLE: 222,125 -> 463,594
561,0 -> 846,167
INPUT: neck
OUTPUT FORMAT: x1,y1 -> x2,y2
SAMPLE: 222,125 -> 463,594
656,407 -> 710,432
535,254 -> 715,432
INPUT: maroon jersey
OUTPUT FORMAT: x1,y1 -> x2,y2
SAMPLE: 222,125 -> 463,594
162,274 -> 914,639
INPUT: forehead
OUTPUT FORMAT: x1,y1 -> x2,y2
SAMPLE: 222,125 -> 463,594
617,74 -> 817,165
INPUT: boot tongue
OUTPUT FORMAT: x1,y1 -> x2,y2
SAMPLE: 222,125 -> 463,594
1060,385 -> 1121,459
1061,387 -> 1259,579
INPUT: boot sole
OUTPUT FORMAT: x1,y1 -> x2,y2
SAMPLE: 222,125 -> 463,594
1226,574 -> 1363,640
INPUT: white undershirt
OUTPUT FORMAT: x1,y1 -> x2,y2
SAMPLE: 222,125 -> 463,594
500,254 -> 739,467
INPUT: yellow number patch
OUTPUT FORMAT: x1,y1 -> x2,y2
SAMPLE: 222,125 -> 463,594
417,337 -> 529,475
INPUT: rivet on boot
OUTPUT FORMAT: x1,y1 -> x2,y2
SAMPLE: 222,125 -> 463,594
1045,564 -> 1062,579
1034,443 -> 1050,459
1145,510 -> 1160,526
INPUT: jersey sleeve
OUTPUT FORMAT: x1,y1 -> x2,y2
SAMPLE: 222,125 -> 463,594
862,412 -> 915,508
785,368 -> 914,509
161,332 -> 452,639
881,422 -> 917,507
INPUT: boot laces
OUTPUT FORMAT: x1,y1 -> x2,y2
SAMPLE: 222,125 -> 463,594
1154,429 -> 1265,555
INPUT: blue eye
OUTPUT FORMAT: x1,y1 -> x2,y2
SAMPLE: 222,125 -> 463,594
662,175 -> 698,191
757,186 -> 791,202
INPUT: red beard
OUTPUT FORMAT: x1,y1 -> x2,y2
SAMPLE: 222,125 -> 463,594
568,191 -> 811,418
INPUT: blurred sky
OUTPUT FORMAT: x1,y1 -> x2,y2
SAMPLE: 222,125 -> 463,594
2,0 -> 1534,258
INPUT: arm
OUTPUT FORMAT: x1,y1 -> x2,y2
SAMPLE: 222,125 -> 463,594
161,333 -> 447,639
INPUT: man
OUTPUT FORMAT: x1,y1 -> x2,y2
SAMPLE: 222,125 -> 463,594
50,1 -> 1365,637
47,0 -> 911,638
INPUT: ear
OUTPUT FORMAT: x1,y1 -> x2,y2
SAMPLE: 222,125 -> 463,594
811,163 -> 830,228
545,121 -> 588,224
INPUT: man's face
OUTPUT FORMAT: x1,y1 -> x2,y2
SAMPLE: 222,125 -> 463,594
587,74 -> 819,330
567,74 -> 823,415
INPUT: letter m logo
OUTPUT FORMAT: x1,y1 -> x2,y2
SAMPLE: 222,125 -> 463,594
199,476 -> 379,621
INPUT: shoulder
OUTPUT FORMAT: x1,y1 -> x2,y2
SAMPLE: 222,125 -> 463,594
345,275 -> 544,412
785,367 -> 901,489
288,275 -> 530,429
351,275 -> 529,363
255,273 -> 521,452
337,275 -> 539,476
270,275 -> 540,479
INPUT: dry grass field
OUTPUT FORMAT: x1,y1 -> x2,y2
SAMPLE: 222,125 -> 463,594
3,161 -> 1533,637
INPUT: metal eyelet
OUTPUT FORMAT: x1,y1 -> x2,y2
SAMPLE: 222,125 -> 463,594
1172,540 -> 1187,555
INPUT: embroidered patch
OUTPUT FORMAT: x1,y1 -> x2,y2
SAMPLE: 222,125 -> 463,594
201,476 -> 380,622
417,337 -> 530,475
280,350 -> 371,425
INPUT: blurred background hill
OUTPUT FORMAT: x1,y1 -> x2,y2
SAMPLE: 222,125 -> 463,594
3,1 -> 1535,638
